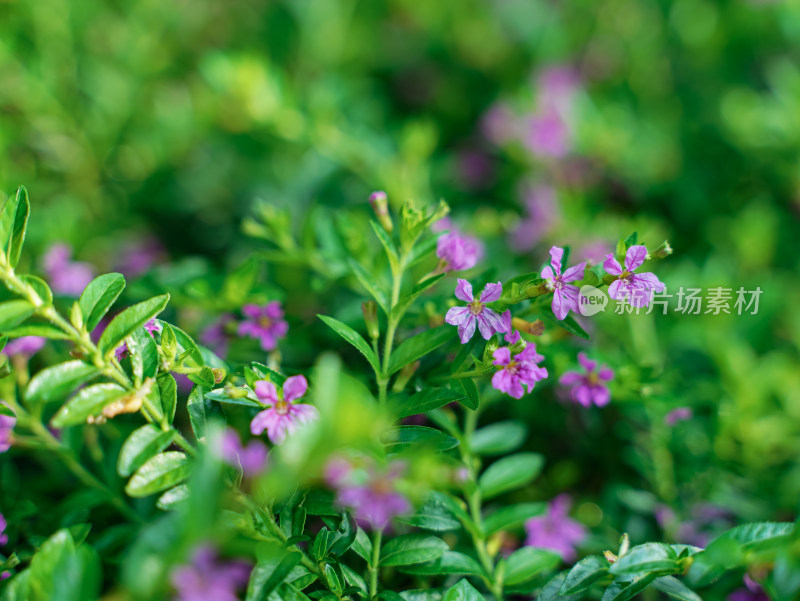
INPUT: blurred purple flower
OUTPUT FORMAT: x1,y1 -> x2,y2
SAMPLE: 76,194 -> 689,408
0,407 -> 16,453
559,353 -> 614,408
238,302 -> 288,352
201,314 -> 236,359
445,279 -> 510,343
431,216 -> 453,233
436,230 -> 484,272
326,458 -> 411,531
510,184 -> 560,252
729,576 -> 769,601
0,572 -> 9,580
526,109 -> 571,158
43,243 -> 95,297
481,103 -> 519,145
665,407 -> 693,426
525,494 -> 586,563
218,428 -> 268,477
576,239 -> 610,265
171,546 -> 250,601
604,245 -> 665,308
250,376 -> 318,445
3,336 -> 46,358
542,246 -> 586,320
115,236 -> 166,279
492,344 -> 548,399
537,66 -> 581,109
656,502 -> 733,548
0,513 -> 7,545
456,150 -> 494,190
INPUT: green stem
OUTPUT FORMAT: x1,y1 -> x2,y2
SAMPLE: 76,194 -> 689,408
378,258 -> 405,405
370,529 -> 382,600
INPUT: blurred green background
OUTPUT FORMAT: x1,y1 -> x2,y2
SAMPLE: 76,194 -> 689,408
2,0 -> 800,584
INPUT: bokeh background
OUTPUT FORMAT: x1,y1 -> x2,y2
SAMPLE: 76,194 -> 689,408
2,0 -> 800,594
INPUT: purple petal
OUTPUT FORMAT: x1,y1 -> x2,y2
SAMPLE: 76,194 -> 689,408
250,408 -> 276,436
552,290 -> 570,320
607,279 -> 624,300
549,246 -> 564,275
603,253 -> 623,276
561,262 -> 586,283
454,279 -> 474,303
504,330 -> 521,344
577,352 -> 596,372
481,308 -> 508,335
598,366 -> 614,381
266,414 -> 291,445
500,310 -> 512,333
258,332 -> 277,352
241,304 -> 263,319
479,282 -> 503,303
254,381 -> 278,405
633,272 -> 665,293
289,403 -> 319,425
559,371 -> 583,386
265,301 -> 284,319
457,317 -> 477,343
283,375 -> 308,403
625,245 -> 648,271
476,313 -> 495,339
541,266 -> 555,281
492,370 -> 524,399
492,347 -> 512,367
591,385 -> 610,407
445,306 -> 471,326
573,385 -> 592,407
517,343 -> 544,364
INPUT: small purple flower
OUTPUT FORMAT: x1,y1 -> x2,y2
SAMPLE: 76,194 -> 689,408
326,458 -> 411,531
504,330 -> 521,344
43,243 -> 95,297
492,344 -> 548,399
542,246 -> 586,320
218,428 -> 268,477
0,513 -> 8,545
171,546 -> 251,601
665,407 -> 693,426
603,245 -> 665,308
436,230 -> 484,272
729,575 -> 770,601
250,376 -> 319,445
3,336 -> 46,358
526,108 -> 571,158
115,236 -> 166,279
201,314 -> 235,359
525,494 -> 586,563
0,572 -> 9,580
445,279 -> 510,344
238,302 -> 288,352
559,353 -> 614,408
0,407 -> 16,453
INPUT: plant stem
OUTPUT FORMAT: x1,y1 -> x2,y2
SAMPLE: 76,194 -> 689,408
378,257 -> 405,405
370,529 -> 382,600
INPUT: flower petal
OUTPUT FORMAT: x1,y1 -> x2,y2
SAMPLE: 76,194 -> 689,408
445,306 -> 471,326
289,403 -> 319,425
250,408 -> 276,436
480,281 -> 503,303
481,308 -> 509,334
551,289 -> 570,320
242,304 -> 263,319
607,279 -> 625,300
541,265 -> 555,281
598,366 -> 614,381
591,385 -> 610,407
603,253 -> 623,276
573,385 -> 593,407
561,261 -> 586,283
492,346 -> 512,367
254,381 -> 278,405
633,272 -> 665,293
549,246 -> 564,275
457,316 -> 477,343
577,352 -> 596,372
455,279 -> 474,302
283,375 -> 308,403
559,371 -> 583,386
476,312 -> 496,339
625,245 -> 648,271
266,415 -> 291,445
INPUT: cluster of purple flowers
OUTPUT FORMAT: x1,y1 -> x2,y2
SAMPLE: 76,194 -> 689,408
325,457 -> 411,531
200,303 -> 288,359
171,546 -> 251,601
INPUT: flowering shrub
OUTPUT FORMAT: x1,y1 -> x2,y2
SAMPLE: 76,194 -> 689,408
0,187 -> 794,601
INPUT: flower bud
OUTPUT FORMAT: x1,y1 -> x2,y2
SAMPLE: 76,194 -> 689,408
652,240 -> 673,259
512,317 -> 544,336
368,191 -> 393,233
362,301 -> 380,340
212,368 -> 227,384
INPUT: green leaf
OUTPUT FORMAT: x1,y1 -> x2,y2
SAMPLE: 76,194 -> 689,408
392,274 -> 445,320
158,373 -> 178,423
125,451 -> 191,497
483,503 -> 547,536
624,232 -> 638,249
393,388 -> 465,419
561,555 -> 610,594
452,377 -> 479,410
51,383 -> 128,427
128,327 -> 158,383
652,576 -> 703,601
5,186 -> 30,268
19,275 -> 52,306
388,326 -> 453,375
601,573 -> 658,601
609,543 -> 679,577
0,404 -> 14,418
1,323 -> 68,340
504,547 -> 561,585
471,421 -> 527,456
370,219 -> 399,265
348,259 -> 388,311
78,273 -> 126,332
351,528 -> 373,564
0,300 -> 35,331
117,425 -> 175,477
156,485 -> 190,511
98,294 -> 169,356
443,579 -> 487,601
478,453 -> 544,499
247,552 -> 302,601
380,534 -> 448,567
222,256 -> 261,306
541,306 -> 590,340
26,361 -> 100,405
318,315 -> 380,374
539,572 -> 582,601
711,521 -> 794,551
383,425 -> 459,453
399,496 -> 461,532
400,551 -> 485,576
187,386 -> 221,440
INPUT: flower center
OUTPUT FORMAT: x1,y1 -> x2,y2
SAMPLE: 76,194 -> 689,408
619,270 -> 631,280
587,372 -> 599,385
468,299 -> 485,315
505,360 -> 519,375
274,400 -> 290,415
259,316 -> 273,328
371,477 -> 393,495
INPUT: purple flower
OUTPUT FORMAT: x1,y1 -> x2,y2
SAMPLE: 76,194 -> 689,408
0,408 -> 16,453
3,336 -> 46,358
43,243 -> 95,297
492,344 -> 548,399
115,236 -> 166,279
665,407 -> 693,426
510,185 -> 559,252
525,494 -> 586,563
326,458 -> 411,531
250,375 -> 318,445
445,279 -> 510,343
559,353 -> 614,408
729,576 -> 769,601
603,245 -> 665,308
171,546 -> 251,601
201,314 -> 236,359
238,302 -> 288,352
0,513 -> 8,545
542,246 -> 586,320
436,230 -> 484,272
526,108 -> 571,158
0,572 -> 9,580
218,428 -> 268,476
504,330 -> 521,344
